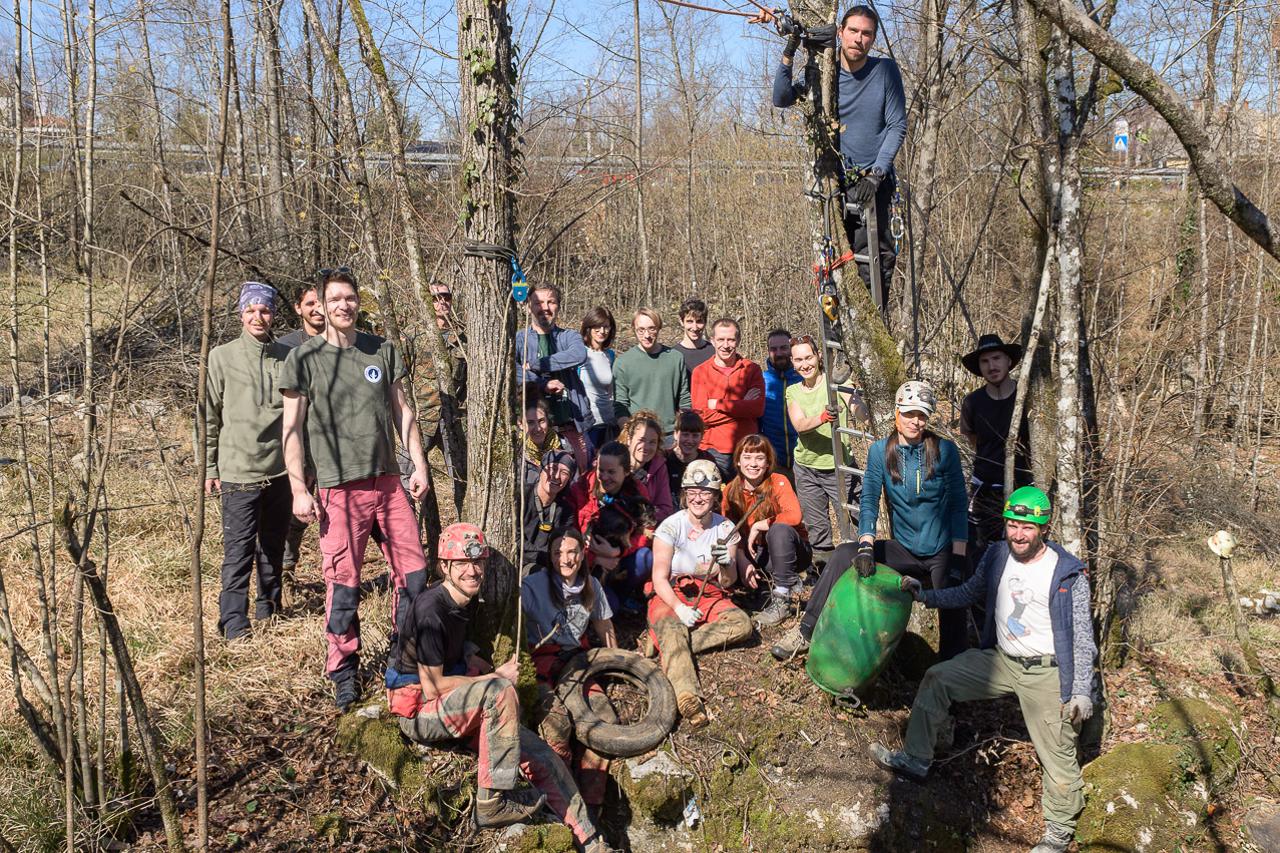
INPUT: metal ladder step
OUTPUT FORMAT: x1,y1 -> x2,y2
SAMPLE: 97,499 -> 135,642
837,464 -> 864,477
823,339 -> 843,351
840,502 -> 860,513
829,383 -> 861,395
835,426 -> 875,441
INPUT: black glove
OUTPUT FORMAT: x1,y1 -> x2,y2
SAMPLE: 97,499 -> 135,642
946,551 -> 969,585
783,32 -> 802,60
847,171 -> 882,207
854,542 -> 875,578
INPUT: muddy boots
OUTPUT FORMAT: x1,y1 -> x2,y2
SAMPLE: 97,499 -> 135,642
474,787 -> 547,829
333,676 -> 359,712
1029,822 -> 1074,853
754,591 -> 793,627
770,624 -> 810,660
868,742 -> 930,783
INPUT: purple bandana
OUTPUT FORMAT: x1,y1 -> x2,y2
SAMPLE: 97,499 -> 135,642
237,281 -> 277,313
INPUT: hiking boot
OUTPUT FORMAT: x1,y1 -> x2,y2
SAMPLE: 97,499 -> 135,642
868,741 -> 930,783
473,789 -> 547,829
677,693 -> 708,730
754,592 -> 792,627
770,625 -> 809,661
1029,821 -> 1074,853
581,834 -> 619,853
333,677 -> 359,712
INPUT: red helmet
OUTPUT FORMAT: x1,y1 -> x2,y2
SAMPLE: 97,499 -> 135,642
439,523 -> 489,561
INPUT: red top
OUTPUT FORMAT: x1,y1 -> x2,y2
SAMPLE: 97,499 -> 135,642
690,356 -> 766,454
568,470 -> 653,558
722,472 -> 807,541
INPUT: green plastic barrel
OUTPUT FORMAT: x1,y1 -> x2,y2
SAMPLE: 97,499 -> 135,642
806,563 -> 914,696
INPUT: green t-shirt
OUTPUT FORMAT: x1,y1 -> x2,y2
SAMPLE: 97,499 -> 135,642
787,379 -> 847,471
278,332 -> 407,488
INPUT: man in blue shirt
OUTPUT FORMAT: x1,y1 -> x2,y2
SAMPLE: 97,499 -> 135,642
773,5 -> 907,312
759,328 -> 801,473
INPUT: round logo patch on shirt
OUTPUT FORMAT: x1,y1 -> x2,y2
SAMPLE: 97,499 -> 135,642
363,365 -> 382,383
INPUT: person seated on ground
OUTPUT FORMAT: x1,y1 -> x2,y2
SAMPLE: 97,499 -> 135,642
721,434 -> 810,628
387,524 -> 613,851
665,409 -> 713,498
648,460 -> 756,729
786,335 -> 870,568
522,397 -> 563,487
521,527 -> 618,812
773,380 -> 968,662
585,504 -> 651,615
619,410 -> 674,520
870,487 -> 1095,853
522,449 -> 577,574
570,441 -> 655,613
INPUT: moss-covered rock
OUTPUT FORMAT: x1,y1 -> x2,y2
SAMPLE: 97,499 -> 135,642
1147,697 -> 1241,789
510,823 -> 576,852
1077,743 -> 1195,851
310,813 -> 349,844
335,711 -> 472,819
616,752 -> 692,824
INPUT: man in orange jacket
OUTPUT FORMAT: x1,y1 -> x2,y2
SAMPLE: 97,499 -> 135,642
691,318 -> 766,479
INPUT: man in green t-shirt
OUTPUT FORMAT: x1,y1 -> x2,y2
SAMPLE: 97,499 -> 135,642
279,270 -> 433,711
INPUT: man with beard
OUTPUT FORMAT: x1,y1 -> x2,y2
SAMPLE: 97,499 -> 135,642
516,284 -> 590,471
759,328 -> 801,475
278,278 -> 328,577
869,487 -> 1096,853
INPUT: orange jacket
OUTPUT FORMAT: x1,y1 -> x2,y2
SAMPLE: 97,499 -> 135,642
691,356 -> 766,454
722,473 -> 807,540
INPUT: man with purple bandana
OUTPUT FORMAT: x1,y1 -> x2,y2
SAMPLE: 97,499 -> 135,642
204,282 -> 292,640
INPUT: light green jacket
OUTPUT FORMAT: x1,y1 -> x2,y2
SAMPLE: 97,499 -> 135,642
205,332 -> 289,482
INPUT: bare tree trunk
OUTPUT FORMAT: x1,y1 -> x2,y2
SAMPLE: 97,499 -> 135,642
259,0 -> 290,267
455,0 -> 521,650
632,0 -> 651,301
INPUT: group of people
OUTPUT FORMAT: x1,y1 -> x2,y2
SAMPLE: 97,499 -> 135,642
198,5 -> 1097,850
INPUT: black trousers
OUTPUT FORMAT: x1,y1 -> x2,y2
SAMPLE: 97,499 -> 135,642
754,523 -> 812,592
218,476 -> 291,639
799,539 -> 968,661
841,173 -> 897,314
968,483 -> 1007,566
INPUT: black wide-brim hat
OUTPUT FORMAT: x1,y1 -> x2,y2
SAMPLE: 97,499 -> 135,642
962,334 -> 1024,376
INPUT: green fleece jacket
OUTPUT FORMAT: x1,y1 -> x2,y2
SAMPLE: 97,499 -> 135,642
205,332 -> 289,482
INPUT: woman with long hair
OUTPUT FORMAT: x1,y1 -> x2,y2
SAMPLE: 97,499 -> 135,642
648,460 -> 754,729
578,306 -> 618,455
619,410 -> 674,520
772,380 -> 969,662
567,441 -> 655,611
784,335 -> 869,565
722,434 -> 809,627
522,397 -> 562,487
521,527 -> 617,809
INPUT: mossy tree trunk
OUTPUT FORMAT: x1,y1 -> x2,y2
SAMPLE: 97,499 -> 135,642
456,1 -> 521,656
791,0 -> 904,434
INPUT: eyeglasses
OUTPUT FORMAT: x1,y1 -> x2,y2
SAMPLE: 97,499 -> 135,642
431,290 -> 453,302
1005,504 -> 1047,519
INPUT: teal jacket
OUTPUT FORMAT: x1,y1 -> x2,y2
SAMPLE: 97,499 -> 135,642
858,434 -> 967,556
205,332 -> 289,482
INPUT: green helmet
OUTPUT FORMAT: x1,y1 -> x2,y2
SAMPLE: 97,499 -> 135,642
1003,486 -> 1051,525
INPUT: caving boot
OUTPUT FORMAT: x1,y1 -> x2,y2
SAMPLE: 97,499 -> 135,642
333,677 -> 359,713
754,592 -> 792,627
1029,821 -> 1074,853
868,741 -> 930,783
677,693 -> 708,730
473,788 -> 547,830
770,624 -> 810,661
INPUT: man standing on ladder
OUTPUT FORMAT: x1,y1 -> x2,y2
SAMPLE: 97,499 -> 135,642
772,4 -> 907,315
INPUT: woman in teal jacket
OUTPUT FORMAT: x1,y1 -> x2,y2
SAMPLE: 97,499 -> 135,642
772,380 -> 970,662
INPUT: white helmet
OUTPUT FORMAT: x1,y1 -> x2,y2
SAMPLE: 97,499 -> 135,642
681,459 -> 723,490
895,380 -> 937,417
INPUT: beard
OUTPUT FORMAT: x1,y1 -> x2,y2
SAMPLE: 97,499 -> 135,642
1009,535 -> 1045,561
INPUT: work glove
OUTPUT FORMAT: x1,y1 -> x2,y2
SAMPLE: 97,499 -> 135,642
675,603 -> 703,628
709,540 -> 732,567
900,576 -> 923,602
847,170 -> 882,207
854,541 -> 875,578
782,31 -> 802,60
1065,695 -> 1093,725
819,404 -> 838,424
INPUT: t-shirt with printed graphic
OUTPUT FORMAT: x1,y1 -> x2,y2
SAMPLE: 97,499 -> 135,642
654,510 -> 739,578
278,331 -> 407,488
521,571 -> 613,650
994,546 -> 1059,657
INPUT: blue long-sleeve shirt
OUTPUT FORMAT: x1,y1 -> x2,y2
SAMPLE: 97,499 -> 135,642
858,435 -> 967,556
760,363 -> 801,467
772,57 -> 907,176
516,325 -> 589,430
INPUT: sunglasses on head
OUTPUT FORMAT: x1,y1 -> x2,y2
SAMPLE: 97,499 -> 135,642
790,334 -> 820,348
318,266 -> 354,284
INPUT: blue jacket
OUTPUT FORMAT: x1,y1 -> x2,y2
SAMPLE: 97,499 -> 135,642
760,363 -> 801,467
923,540 -> 1097,703
858,435 -> 967,556
515,325 -> 589,431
